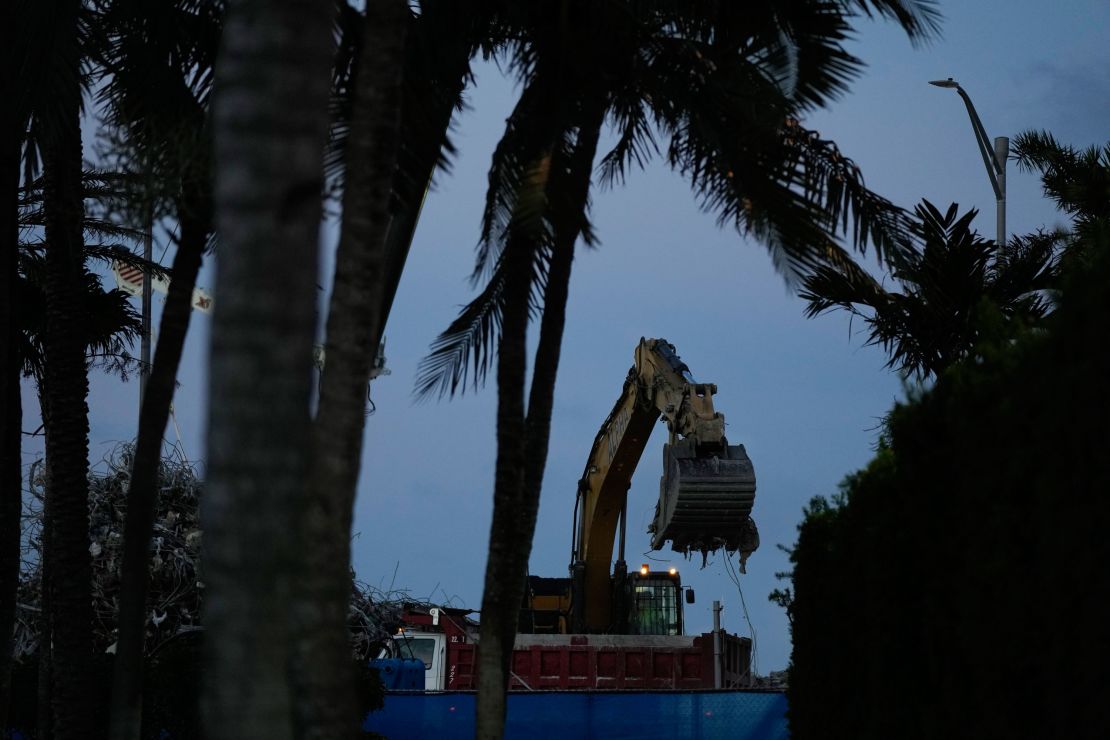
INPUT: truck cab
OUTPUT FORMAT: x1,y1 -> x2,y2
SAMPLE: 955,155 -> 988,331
373,607 -> 453,690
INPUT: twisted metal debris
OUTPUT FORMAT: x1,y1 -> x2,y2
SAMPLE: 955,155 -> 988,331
14,443 -> 437,664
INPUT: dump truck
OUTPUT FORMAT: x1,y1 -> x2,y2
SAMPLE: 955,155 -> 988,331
375,601 -> 750,692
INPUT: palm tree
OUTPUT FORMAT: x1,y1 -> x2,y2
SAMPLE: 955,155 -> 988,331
9,168 -> 151,736
22,0 -> 108,735
89,2 -> 223,735
202,0 -> 335,738
414,2 -> 941,736
0,18 -> 21,733
1011,130 -> 1110,265
800,132 -> 1108,382
0,253 -> 16,737
298,1 -> 493,733
1,0 -> 31,723
299,1 -> 408,736
16,3 -> 166,733
799,200 -> 1061,380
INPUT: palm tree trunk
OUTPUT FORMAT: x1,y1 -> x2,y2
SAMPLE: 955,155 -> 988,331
297,2 -> 406,737
375,2 -> 473,331
0,345 -> 17,735
473,101 -> 605,740
109,193 -> 210,740
37,620 -> 52,740
202,0 -> 335,738
475,231 -> 533,740
0,133 -> 20,736
1,0 -> 22,713
40,7 -> 99,734
518,102 -> 605,565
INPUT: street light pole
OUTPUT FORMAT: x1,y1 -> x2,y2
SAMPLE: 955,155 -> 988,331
929,78 -> 1008,246
994,136 -> 1007,249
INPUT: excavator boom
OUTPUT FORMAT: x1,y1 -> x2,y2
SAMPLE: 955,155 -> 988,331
570,338 -> 759,632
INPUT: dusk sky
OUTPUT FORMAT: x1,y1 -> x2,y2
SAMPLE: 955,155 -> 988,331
20,0 -> 1109,674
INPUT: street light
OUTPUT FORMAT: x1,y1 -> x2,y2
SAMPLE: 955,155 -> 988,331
929,77 -> 1007,246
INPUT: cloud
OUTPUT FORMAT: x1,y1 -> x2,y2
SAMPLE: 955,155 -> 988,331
1015,59 -> 1110,144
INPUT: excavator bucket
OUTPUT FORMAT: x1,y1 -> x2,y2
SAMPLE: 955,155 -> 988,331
650,442 -> 757,557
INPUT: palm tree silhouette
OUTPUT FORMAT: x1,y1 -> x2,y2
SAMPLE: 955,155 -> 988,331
800,199 -> 1061,380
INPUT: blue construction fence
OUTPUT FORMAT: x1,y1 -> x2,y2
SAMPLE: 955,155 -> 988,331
363,689 -> 789,739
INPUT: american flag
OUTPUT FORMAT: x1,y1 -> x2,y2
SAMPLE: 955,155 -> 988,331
112,259 -> 213,314
116,261 -> 144,286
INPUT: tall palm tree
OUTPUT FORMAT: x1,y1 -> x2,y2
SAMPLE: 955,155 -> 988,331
23,0 -> 108,735
16,3 -> 165,734
799,200 -> 1061,380
1,0 -> 31,724
299,1 -> 408,737
202,0 -> 335,738
298,1 -> 493,733
9,169 -> 151,735
415,2 -> 941,736
0,228 -> 16,738
0,0 -> 22,721
89,2 -> 223,735
482,102 -> 609,739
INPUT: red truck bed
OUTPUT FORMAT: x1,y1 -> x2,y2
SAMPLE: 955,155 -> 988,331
446,632 -> 751,690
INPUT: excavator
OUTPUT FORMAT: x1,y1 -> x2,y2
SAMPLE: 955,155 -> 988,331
521,337 -> 759,636
373,338 -> 761,693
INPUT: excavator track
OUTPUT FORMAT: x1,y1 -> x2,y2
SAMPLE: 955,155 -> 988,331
651,442 -> 757,557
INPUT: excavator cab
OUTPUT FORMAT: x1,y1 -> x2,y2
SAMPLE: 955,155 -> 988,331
623,565 -> 684,636
521,568 -> 686,637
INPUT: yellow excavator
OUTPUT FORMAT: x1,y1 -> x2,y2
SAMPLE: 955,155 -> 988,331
521,338 -> 758,636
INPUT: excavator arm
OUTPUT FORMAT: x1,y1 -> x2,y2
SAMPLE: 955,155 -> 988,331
570,338 -> 758,632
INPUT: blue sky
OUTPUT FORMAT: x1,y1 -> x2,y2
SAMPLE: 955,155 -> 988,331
21,0 -> 1109,674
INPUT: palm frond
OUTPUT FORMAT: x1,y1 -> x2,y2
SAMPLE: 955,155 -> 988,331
656,78 -> 909,281
414,230 -> 553,401
83,284 -> 143,359
843,0 -> 942,46
15,251 -> 143,382
799,253 -> 888,319
785,121 -> 911,259
597,94 -> 657,188
415,0 -> 943,395
89,0 -> 220,228
417,117 -> 590,401
19,169 -> 172,288
327,0 -> 476,210
20,169 -> 151,246
475,75 -> 563,280
1012,130 -> 1110,222
800,197 -> 1059,379
991,230 -> 1062,291
413,253 -> 507,401
763,0 -> 862,111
